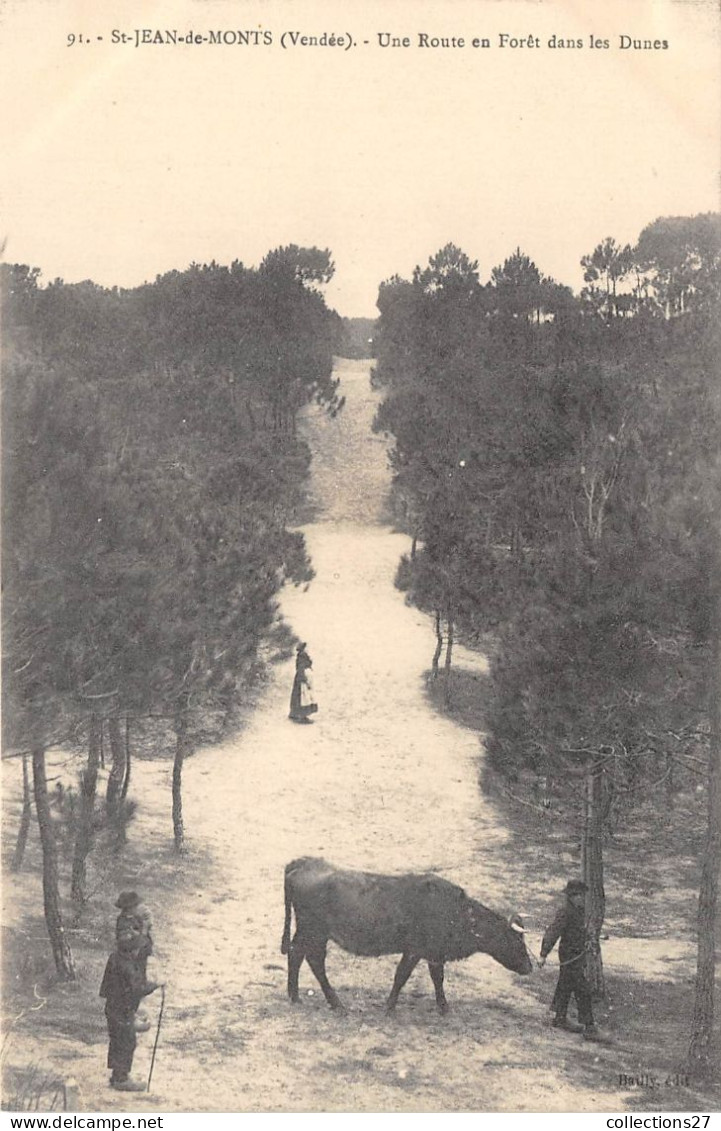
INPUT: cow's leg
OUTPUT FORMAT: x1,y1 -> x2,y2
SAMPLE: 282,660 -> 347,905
287,930 -> 306,1003
386,953 -> 421,1012
304,939 -> 345,1012
428,961 -> 449,1015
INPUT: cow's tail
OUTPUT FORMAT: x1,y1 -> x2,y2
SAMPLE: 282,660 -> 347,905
281,864 -> 294,955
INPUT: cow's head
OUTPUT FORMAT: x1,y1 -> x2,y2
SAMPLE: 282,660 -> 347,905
506,913 -> 533,974
501,912 -> 533,974
466,899 -> 533,974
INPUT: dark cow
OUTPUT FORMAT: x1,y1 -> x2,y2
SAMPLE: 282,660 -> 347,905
281,857 -> 532,1014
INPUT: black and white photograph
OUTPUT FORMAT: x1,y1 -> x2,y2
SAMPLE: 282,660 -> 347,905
1,0 -> 719,1116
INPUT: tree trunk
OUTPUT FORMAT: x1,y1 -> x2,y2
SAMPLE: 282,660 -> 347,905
105,717 -> 126,816
688,593 -> 721,1069
11,751 -> 32,871
120,717 -> 132,801
32,748 -> 76,979
582,763 -> 606,998
172,711 -> 190,852
443,614 -> 454,707
431,610 -> 443,679
70,716 -> 102,906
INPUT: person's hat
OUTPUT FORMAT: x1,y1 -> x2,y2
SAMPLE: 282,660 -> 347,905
565,880 -> 588,895
115,890 -> 141,910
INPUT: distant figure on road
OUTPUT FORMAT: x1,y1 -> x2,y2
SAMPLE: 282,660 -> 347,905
289,642 -> 317,724
539,879 -> 603,1042
99,945 -> 161,1091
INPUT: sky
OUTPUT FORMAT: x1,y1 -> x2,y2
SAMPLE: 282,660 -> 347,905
2,0 -> 720,317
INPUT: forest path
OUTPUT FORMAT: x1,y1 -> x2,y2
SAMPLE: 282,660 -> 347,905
130,357 -> 629,1112
49,358 -> 637,1113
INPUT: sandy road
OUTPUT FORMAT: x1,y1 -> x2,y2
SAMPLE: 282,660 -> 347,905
3,359 -> 643,1112
121,358 -> 631,1112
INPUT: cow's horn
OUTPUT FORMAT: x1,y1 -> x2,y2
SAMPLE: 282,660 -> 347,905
509,914 -> 525,934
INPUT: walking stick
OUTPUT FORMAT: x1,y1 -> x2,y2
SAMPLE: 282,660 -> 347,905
146,984 -> 166,1093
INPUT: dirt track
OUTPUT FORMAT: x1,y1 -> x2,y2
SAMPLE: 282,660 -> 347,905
5,358 -> 681,1112
113,358 -> 632,1112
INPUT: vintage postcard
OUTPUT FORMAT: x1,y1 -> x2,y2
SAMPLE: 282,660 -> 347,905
2,0 -> 719,1117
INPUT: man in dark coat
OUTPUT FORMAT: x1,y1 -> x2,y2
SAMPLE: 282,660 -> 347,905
539,879 -> 601,1041
99,941 -> 161,1091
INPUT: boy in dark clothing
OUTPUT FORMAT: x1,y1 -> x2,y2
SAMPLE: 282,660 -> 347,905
539,879 -> 601,1041
115,891 -> 154,1032
99,945 -> 161,1091
115,891 -> 153,972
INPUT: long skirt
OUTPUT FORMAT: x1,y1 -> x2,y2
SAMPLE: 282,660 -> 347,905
289,674 -> 317,721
